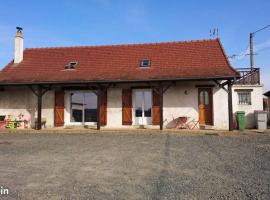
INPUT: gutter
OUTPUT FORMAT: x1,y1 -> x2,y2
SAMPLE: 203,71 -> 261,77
0,76 -> 238,86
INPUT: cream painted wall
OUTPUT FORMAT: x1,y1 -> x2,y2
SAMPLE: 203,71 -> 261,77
107,88 -> 122,127
61,82 -> 230,130
163,83 -> 199,128
163,82 -> 229,130
213,86 -> 229,129
268,98 -> 270,123
0,83 -> 263,130
64,91 -> 70,126
0,87 -> 54,127
232,85 -> 264,128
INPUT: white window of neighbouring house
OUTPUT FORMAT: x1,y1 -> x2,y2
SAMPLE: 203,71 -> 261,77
70,92 -> 97,123
237,90 -> 252,105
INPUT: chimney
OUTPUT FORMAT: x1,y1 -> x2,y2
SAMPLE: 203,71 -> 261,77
14,27 -> 23,63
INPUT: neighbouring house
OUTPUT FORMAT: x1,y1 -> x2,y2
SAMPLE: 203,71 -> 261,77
264,91 -> 270,123
0,28 -> 264,130
232,68 -> 263,128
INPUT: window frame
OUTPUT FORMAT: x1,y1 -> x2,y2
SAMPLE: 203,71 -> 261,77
237,90 -> 252,105
69,91 -> 98,125
65,61 -> 78,70
140,59 -> 151,68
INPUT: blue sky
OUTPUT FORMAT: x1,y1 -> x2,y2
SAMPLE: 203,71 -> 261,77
0,0 -> 269,91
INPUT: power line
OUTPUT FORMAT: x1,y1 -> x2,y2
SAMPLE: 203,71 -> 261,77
250,24 -> 270,68
229,24 -> 270,63
253,24 -> 270,34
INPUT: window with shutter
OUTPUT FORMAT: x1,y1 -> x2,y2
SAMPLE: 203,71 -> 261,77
122,89 -> 132,125
54,90 -> 65,127
152,90 -> 160,125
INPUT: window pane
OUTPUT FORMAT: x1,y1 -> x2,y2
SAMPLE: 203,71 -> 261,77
135,91 -> 143,117
238,91 -> 251,105
199,91 -> 204,104
204,91 -> 209,105
71,93 -> 84,122
84,92 -> 97,122
144,91 -> 152,117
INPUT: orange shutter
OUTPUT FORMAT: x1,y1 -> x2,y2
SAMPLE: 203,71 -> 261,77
122,89 -> 132,125
54,91 -> 65,127
99,90 -> 107,126
152,90 -> 160,125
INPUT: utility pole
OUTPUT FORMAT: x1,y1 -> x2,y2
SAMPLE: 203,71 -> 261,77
249,32 -> 254,69
249,24 -> 270,70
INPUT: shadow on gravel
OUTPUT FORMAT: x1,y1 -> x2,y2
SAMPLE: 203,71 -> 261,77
152,134 -> 177,200
0,141 -> 12,145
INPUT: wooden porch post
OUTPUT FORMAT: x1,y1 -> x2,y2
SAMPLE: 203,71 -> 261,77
28,85 -> 50,130
97,89 -> 101,130
159,83 -> 163,130
228,80 -> 233,131
37,85 -> 42,130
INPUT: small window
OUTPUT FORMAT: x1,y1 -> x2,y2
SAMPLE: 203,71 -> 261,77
199,91 -> 209,105
140,59 -> 151,68
65,61 -> 78,70
238,90 -> 251,105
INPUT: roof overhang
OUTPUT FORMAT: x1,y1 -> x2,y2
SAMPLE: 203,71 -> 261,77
264,91 -> 270,97
0,76 -> 237,86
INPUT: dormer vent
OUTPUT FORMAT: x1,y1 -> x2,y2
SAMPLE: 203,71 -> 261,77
65,61 -> 78,70
140,59 -> 151,68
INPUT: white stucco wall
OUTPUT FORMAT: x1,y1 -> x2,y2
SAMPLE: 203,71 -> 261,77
1,82 -> 263,130
268,98 -> 270,123
163,82 -> 229,130
64,91 -> 71,126
107,88 -> 122,128
163,83 -> 199,128
101,81 -> 229,130
232,85 -> 264,128
0,87 -> 54,128
213,85 -> 229,129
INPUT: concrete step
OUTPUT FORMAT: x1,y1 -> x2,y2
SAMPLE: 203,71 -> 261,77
200,124 -> 215,130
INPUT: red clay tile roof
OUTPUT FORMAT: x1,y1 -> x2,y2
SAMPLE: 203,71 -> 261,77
0,39 -> 238,84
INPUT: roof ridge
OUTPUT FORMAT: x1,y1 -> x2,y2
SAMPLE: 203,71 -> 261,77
25,38 -> 218,50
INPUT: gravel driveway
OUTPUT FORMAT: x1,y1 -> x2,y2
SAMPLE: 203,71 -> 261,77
0,131 -> 269,200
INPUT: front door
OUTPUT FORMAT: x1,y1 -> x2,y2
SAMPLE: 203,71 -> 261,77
133,90 -> 152,125
198,88 -> 213,125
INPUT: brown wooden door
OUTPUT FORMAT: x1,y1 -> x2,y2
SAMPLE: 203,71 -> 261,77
122,89 -> 132,125
198,88 -> 213,125
54,91 -> 65,127
152,90 -> 160,125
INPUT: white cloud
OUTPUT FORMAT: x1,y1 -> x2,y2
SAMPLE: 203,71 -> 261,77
254,38 -> 270,53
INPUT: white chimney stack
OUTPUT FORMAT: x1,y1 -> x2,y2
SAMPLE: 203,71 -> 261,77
14,27 -> 23,63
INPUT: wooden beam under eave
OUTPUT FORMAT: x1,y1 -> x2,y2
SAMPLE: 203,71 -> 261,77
227,80 -> 233,131
96,89 -> 101,130
28,85 -> 50,130
159,84 -> 164,130
37,85 -> 43,130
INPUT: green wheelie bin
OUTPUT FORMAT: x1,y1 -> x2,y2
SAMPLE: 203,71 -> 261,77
237,111 -> 245,131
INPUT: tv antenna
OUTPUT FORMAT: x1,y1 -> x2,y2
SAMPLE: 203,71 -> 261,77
210,28 -> 219,38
